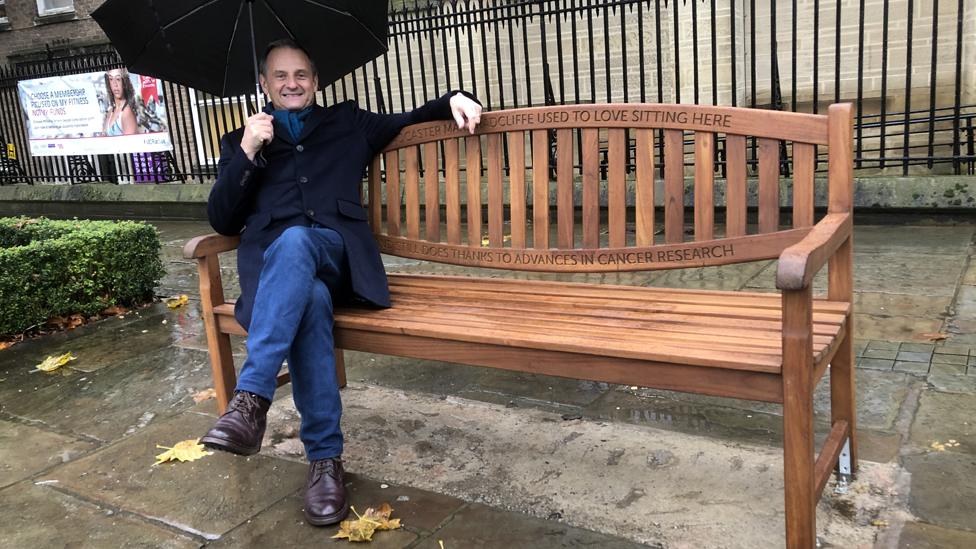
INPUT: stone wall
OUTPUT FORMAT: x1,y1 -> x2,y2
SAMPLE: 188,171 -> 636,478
0,0 -> 108,64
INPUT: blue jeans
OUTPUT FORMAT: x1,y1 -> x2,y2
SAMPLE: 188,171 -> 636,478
235,225 -> 347,461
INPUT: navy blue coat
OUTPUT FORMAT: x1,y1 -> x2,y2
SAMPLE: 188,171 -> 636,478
208,92 -> 467,329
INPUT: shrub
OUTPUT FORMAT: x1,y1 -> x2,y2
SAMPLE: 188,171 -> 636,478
0,218 -> 164,337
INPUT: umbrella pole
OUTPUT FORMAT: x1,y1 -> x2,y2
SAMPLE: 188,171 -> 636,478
248,0 -> 264,113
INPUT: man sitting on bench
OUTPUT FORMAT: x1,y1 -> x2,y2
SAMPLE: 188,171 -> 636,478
200,38 -> 482,526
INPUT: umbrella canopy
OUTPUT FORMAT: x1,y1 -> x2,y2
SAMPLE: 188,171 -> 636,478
92,0 -> 389,98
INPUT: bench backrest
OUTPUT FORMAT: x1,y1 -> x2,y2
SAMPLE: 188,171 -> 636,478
368,103 -> 852,273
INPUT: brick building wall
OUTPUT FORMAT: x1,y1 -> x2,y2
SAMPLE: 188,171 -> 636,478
0,0 -> 108,64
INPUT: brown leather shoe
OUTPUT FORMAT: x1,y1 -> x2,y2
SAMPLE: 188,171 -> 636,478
304,458 -> 349,526
200,391 -> 270,456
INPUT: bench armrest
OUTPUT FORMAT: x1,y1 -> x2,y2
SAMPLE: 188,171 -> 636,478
776,213 -> 852,291
183,233 -> 241,260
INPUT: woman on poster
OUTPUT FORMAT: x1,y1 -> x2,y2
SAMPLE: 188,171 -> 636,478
102,68 -> 138,136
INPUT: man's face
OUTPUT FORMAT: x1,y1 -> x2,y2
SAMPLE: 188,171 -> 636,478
260,47 -> 318,111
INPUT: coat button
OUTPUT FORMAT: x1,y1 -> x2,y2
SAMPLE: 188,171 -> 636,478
296,144 -> 304,152
307,209 -> 315,217
299,176 -> 308,183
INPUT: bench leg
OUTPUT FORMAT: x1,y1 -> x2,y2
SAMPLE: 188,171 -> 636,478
206,330 -> 237,414
783,384 -> 816,549
335,347 -> 347,389
829,321 -> 858,476
783,288 -> 816,549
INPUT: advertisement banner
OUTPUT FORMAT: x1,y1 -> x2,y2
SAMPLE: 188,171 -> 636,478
17,69 -> 172,157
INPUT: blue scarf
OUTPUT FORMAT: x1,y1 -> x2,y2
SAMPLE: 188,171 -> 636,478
265,104 -> 313,140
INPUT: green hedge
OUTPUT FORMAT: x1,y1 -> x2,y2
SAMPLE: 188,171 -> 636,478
0,218 -> 164,337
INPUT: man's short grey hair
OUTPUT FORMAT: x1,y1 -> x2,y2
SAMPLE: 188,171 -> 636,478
259,38 -> 318,77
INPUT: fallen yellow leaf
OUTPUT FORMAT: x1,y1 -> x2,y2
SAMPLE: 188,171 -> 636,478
166,295 -> 189,309
36,352 -> 77,372
916,332 -> 948,342
192,388 -> 217,403
871,519 -> 889,528
0,342 -> 12,351
154,439 -> 213,465
101,305 -> 128,316
331,503 -> 402,542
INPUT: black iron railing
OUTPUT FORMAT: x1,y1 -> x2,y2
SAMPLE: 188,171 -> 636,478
0,0 -> 972,184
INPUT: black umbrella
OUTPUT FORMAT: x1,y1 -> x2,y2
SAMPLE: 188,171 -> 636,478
92,0 -> 389,103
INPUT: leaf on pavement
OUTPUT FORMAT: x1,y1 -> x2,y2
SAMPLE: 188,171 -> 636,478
102,305 -> 128,316
166,295 -> 189,309
331,503 -> 402,542
916,332 -> 948,342
0,342 -> 12,351
192,388 -> 217,403
154,439 -> 213,465
35,352 -> 77,372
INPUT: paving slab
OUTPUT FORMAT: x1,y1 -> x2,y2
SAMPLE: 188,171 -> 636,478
643,261 -> 771,291
0,305 -> 178,404
952,285 -> 976,320
211,473 -> 471,547
47,411 -> 306,540
855,292 -> 952,321
263,384 -> 894,548
909,392 -> 976,454
897,521 -> 976,548
2,346 -> 212,442
414,502 -> 651,549
855,313 -> 945,342
602,369 -> 910,433
0,482 -> 198,548
0,420 -> 97,489
343,352 -> 488,396
903,451 -> 976,532
852,226 -> 975,256
927,372 -> 976,394
210,493 -> 418,548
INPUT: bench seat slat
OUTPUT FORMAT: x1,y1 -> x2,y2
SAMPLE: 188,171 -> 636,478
341,301 -> 839,354
385,293 -> 845,340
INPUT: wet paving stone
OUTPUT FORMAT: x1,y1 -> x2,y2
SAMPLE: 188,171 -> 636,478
853,226 -> 975,255
0,420 -> 97,489
2,346 -> 212,443
458,369 -> 611,409
893,361 -> 930,375
927,372 -> 976,394
858,358 -> 895,371
210,495 -> 417,548
855,313 -> 944,342
909,392 -> 976,454
931,353 -> 969,366
933,343 -> 972,356
897,521 -> 976,548
896,351 -> 934,363
343,352 -> 487,396
413,502 -> 654,549
338,473 -> 466,534
863,348 -> 899,360
610,369 -> 910,434
47,411 -> 306,540
0,482 -> 199,548
644,262 -> 770,291
866,340 -> 902,351
904,451 -> 976,531
930,363 -> 967,376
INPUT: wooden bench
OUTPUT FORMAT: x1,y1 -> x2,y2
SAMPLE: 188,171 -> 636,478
184,103 -> 856,548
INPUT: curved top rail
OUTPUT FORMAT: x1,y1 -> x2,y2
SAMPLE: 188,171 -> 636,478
384,103 -> 830,151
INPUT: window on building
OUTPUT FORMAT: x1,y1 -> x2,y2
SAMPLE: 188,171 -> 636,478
36,0 -> 74,17
0,1 -> 8,25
